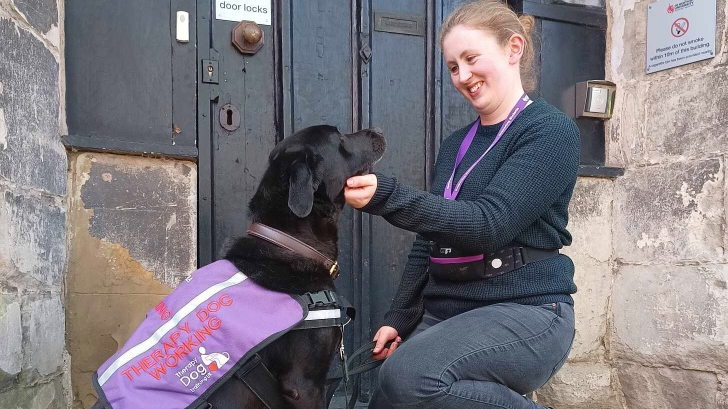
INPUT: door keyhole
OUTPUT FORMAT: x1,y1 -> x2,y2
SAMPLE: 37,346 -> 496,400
219,104 -> 240,131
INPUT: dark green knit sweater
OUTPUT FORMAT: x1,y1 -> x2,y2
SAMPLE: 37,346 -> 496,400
361,99 -> 580,337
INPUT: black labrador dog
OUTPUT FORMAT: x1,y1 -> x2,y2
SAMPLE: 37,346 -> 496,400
91,125 -> 385,409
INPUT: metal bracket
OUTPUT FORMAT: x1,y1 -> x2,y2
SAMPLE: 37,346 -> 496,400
359,45 -> 372,64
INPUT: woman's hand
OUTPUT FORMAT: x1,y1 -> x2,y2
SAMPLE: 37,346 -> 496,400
372,326 -> 402,360
344,174 -> 378,209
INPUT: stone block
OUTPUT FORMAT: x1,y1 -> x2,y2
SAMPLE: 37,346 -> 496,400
0,294 -> 22,391
13,0 -> 59,34
0,190 -> 66,288
719,373 -> 728,409
0,377 -> 65,409
612,264 -> 728,371
0,19 -> 65,195
536,363 -> 621,409
607,83 -> 648,168
643,68 -> 728,161
609,0 -> 649,82
616,363 -> 718,409
614,159 -> 723,262
568,177 -> 614,262
20,294 -> 64,383
69,153 -> 197,291
567,256 -> 611,362
563,177 -> 614,360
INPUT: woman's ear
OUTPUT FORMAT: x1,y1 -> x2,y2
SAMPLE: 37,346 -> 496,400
508,34 -> 525,64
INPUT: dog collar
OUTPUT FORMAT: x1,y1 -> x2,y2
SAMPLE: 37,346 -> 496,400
246,222 -> 340,279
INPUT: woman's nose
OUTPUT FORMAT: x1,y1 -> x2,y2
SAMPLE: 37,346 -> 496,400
458,68 -> 472,84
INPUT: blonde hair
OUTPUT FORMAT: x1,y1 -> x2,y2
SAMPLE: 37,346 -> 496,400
440,0 -> 537,92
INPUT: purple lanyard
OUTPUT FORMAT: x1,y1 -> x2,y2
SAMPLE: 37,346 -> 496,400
443,93 -> 530,200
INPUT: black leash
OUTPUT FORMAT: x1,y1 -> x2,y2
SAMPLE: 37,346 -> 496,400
346,340 -> 391,377
335,339 -> 397,409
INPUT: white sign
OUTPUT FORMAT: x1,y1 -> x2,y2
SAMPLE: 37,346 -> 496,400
646,0 -> 715,73
216,0 -> 271,25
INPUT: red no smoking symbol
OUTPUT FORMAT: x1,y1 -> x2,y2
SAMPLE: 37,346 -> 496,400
671,18 -> 689,37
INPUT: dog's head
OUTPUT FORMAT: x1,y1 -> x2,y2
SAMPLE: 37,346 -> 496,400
251,125 -> 386,220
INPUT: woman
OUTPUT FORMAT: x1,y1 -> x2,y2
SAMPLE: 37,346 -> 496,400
344,1 -> 578,408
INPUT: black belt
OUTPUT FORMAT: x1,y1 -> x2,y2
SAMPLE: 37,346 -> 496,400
483,246 -> 559,278
429,243 -> 559,282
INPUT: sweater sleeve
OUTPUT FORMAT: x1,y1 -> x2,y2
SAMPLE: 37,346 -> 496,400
361,117 -> 580,254
380,235 -> 431,337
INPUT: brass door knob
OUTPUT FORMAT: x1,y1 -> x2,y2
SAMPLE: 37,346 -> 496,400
242,24 -> 262,44
232,21 -> 264,55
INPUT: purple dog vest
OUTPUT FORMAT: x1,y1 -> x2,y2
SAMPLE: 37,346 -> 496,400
93,260 -> 334,409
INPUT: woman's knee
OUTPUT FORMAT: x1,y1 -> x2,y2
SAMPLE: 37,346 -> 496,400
376,352 -> 441,406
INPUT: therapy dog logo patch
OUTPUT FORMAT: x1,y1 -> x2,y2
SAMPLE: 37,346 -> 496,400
199,347 -> 230,371
174,346 -> 230,392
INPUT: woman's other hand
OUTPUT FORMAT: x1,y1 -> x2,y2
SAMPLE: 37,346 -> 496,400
344,174 -> 378,209
372,326 -> 402,360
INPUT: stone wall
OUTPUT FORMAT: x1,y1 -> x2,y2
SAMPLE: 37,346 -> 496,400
0,0 -> 68,408
536,0 -> 728,407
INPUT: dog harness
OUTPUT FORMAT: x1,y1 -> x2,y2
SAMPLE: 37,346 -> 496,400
92,259 -> 350,409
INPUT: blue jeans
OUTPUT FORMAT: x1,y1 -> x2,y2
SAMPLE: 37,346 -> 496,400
368,302 -> 575,409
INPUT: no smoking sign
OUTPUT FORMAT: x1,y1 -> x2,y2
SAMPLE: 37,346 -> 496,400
671,18 -> 688,37
646,0 -> 715,73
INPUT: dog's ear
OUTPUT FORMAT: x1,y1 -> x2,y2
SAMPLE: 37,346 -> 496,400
288,161 -> 314,217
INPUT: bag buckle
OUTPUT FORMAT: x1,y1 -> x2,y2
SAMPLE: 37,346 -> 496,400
512,247 -> 525,266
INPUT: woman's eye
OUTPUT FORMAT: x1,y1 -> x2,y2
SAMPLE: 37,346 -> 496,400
449,65 -> 458,74
466,55 -> 476,63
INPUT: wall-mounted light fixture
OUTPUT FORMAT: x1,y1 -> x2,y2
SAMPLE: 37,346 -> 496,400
576,80 -> 616,119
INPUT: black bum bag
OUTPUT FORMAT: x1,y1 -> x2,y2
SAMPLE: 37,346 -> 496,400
428,242 -> 559,282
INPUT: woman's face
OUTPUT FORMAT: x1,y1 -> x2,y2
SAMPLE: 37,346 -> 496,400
442,26 -> 517,118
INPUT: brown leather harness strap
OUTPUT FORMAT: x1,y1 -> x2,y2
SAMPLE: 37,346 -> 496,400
246,222 -> 340,279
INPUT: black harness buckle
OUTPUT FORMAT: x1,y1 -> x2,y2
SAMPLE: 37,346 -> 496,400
304,290 -> 339,309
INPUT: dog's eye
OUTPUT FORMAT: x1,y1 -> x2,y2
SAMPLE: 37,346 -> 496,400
283,388 -> 300,400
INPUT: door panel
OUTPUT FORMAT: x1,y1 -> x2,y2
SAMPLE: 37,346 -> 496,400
280,2 -> 361,395
206,16 -> 278,255
288,1 -> 353,131
65,0 -> 197,155
357,0 -> 431,402
367,0 -> 428,338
